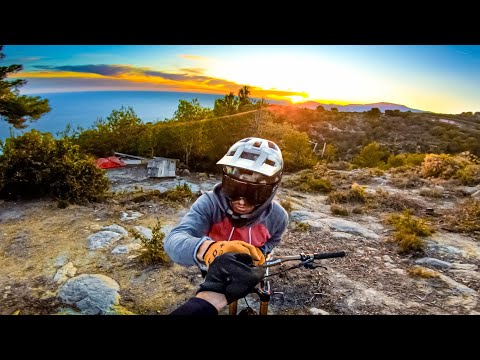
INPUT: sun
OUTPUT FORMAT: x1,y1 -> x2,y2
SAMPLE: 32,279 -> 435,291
289,95 -> 307,104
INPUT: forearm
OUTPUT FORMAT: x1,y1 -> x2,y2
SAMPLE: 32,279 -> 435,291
195,291 -> 227,311
169,296 -> 220,315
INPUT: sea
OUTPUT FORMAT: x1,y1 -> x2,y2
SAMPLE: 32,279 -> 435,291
0,91 -> 235,141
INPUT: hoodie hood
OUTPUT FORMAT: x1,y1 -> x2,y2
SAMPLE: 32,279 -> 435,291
210,183 -> 275,227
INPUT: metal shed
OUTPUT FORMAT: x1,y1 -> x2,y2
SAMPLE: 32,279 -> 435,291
147,157 -> 177,178
114,152 -> 149,165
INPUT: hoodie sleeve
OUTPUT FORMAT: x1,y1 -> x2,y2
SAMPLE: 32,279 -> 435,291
164,194 -> 216,267
261,201 -> 289,254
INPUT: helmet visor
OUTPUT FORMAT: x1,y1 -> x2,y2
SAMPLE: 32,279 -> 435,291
222,172 -> 278,206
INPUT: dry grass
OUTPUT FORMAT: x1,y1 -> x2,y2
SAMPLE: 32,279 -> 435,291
408,266 -> 440,279
330,204 -> 349,216
445,199 -> 480,235
371,188 -> 422,212
419,187 -> 444,198
279,198 -> 294,213
293,222 -> 310,232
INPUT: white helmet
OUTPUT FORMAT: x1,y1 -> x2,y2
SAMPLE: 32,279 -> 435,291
217,137 -> 283,206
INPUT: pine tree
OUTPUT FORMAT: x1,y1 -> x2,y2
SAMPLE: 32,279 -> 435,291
0,45 -> 51,129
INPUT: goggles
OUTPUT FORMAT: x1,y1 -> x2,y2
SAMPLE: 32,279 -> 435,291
222,172 -> 278,206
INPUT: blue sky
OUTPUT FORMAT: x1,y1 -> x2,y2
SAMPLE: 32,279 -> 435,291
3,45 -> 480,114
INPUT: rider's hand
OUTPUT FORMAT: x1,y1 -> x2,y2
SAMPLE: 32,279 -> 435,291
203,240 -> 265,267
197,252 -> 266,304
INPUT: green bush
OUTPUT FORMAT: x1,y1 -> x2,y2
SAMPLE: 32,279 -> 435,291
160,183 -> 196,203
352,142 -> 389,168
132,220 -> 171,265
0,130 -> 109,202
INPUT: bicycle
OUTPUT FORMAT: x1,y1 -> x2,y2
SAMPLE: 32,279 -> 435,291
228,250 -> 346,315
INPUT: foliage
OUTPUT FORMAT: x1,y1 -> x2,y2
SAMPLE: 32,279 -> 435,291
213,85 -> 255,116
171,98 -> 212,121
132,220 -> 171,266
0,45 -> 51,128
352,142 -> 389,168
386,153 -> 426,169
322,144 -> 338,163
330,204 -> 349,216
419,187 -> 444,198
281,129 -> 317,171
160,183 -> 196,203
372,188 -> 422,211
445,199 -> 480,235
0,130 -> 109,202
408,266 -> 440,279
294,222 -> 310,232
279,198 -> 293,213
421,153 -> 467,179
386,210 -> 432,253
76,106 -> 145,157
328,182 -> 367,204
284,169 -> 333,193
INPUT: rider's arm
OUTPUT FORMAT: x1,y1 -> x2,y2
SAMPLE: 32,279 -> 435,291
164,194 -> 216,267
169,292 -> 226,315
260,201 -> 289,255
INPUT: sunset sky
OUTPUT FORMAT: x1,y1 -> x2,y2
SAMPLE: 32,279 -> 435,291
3,45 -> 480,114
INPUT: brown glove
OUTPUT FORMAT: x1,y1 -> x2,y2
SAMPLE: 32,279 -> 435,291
203,240 -> 266,267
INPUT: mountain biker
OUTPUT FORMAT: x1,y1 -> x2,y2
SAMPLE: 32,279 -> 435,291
170,252 -> 265,315
164,137 -> 288,272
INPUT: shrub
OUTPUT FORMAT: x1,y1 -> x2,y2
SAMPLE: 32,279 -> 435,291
279,198 -> 294,213
132,220 -> 171,265
386,153 -> 426,169
284,170 -> 333,193
352,142 -> 389,168
419,187 -> 444,198
408,266 -> 440,278
331,204 -> 349,216
445,199 -> 480,234
421,153 -> 469,179
160,183 -> 196,203
386,210 -> 433,253
455,164 -> 480,185
294,222 -> 310,232
0,130 -> 109,202
328,182 -> 366,204
373,188 -> 422,211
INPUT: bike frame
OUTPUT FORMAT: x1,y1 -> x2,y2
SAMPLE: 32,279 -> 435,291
229,251 -> 346,315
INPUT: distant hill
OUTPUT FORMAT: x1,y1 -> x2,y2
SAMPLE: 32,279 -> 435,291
294,101 -> 425,113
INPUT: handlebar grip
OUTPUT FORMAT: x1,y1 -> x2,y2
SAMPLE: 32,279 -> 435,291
313,251 -> 346,259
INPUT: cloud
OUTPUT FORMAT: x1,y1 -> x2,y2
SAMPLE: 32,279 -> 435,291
15,63 -> 309,100
34,64 -> 133,76
180,67 -> 205,74
179,54 -> 207,61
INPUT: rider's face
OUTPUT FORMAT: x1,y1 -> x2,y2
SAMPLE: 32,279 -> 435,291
230,197 -> 255,215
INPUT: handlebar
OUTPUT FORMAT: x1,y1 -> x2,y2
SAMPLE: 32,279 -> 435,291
262,251 -> 346,268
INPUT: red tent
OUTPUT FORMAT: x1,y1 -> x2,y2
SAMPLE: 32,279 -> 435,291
96,156 -> 126,169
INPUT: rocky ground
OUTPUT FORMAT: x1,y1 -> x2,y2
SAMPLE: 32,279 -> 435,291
0,165 -> 479,315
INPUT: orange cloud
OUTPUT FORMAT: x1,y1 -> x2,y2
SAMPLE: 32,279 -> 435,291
179,54 -> 208,61
12,63 -> 308,101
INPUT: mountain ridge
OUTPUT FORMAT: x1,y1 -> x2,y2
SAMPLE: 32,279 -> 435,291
294,100 -> 425,113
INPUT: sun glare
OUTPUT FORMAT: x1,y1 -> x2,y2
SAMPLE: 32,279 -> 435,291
289,95 -> 308,103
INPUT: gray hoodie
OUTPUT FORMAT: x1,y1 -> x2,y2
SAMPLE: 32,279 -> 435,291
164,183 -> 288,269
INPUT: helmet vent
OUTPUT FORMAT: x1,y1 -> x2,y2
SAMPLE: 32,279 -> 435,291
265,159 -> 275,166
240,152 -> 259,161
268,141 -> 278,150
253,141 -> 262,148
227,150 -> 235,156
